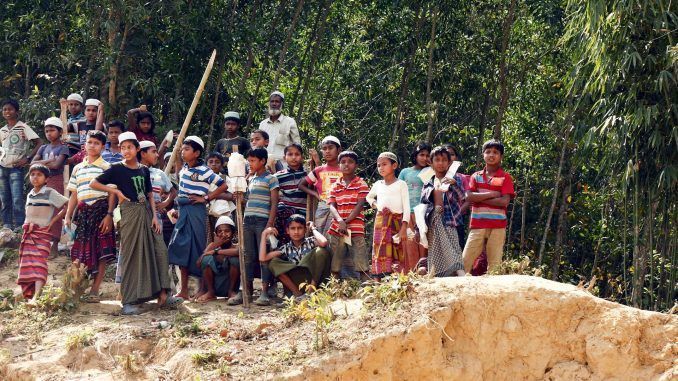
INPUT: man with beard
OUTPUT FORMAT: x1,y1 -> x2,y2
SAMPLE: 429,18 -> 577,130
258,91 -> 300,170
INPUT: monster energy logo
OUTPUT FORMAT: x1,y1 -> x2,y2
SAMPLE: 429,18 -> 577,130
131,175 -> 145,196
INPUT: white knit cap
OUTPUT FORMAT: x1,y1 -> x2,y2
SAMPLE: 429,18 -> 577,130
44,116 -> 63,129
67,93 -> 83,104
118,131 -> 138,144
321,135 -> 341,146
215,216 -> 236,228
84,98 -> 100,107
270,91 -> 284,101
139,140 -> 156,150
184,135 -> 205,149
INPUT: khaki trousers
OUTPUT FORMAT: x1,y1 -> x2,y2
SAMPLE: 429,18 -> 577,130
462,228 -> 506,273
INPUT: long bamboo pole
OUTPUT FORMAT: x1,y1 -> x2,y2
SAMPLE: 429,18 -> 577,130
165,50 -> 217,175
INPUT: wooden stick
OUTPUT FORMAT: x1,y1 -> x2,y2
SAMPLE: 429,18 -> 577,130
165,49 -> 217,175
235,192 -> 249,308
59,102 -> 70,197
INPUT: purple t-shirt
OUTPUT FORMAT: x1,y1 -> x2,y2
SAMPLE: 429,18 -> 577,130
36,143 -> 70,175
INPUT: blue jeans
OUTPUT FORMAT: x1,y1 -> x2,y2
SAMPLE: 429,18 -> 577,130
242,215 -> 273,284
0,166 -> 25,229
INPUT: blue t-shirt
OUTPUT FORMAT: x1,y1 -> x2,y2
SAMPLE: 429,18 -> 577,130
35,143 -> 70,175
398,166 -> 426,212
245,172 -> 279,219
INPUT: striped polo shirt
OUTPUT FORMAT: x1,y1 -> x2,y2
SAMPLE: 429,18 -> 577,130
275,167 -> 307,214
245,172 -> 279,219
25,186 -> 69,227
67,156 -> 111,205
178,162 -> 224,197
327,176 -> 370,237
468,167 -> 515,229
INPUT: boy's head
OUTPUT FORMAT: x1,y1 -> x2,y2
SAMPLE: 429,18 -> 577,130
119,131 -> 140,162
411,142 -> 432,167
481,139 -> 504,166
268,91 -> 284,117
207,152 -> 225,174
139,140 -> 158,165
28,163 -> 49,188
443,144 -> 462,162
85,130 -> 107,157
286,214 -> 307,241
43,117 -> 63,143
215,216 -> 235,243
181,136 -> 204,163
84,99 -> 100,123
106,120 -> 125,144
66,93 -> 83,116
284,143 -> 303,169
136,112 -> 155,134
247,147 -> 268,172
430,146 -> 451,174
223,111 -> 241,136
338,150 -> 358,176
376,152 -> 398,177
320,135 -> 341,163
1,99 -> 19,121
250,129 -> 269,149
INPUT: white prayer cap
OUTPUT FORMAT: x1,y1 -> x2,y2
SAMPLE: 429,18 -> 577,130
118,131 -> 138,144
67,93 -> 83,104
215,216 -> 236,228
321,135 -> 341,147
44,116 -> 63,129
139,140 -> 156,150
269,91 -> 284,101
84,98 -> 100,107
223,111 -> 241,122
184,135 -> 205,149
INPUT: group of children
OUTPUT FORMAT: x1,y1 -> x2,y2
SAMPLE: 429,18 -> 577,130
4,90 -> 515,313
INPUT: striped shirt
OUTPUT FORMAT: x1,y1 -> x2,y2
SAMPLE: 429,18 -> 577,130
67,156 -> 111,205
468,167 -> 515,229
178,162 -> 224,197
245,172 -> 279,219
275,167 -> 307,214
102,142 -> 123,163
327,176 -> 369,237
279,237 -> 317,264
25,186 -> 69,227
150,167 -> 173,203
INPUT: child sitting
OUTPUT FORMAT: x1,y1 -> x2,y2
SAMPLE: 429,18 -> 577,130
17,164 -> 68,303
196,216 -> 241,304
420,146 -> 466,277
274,143 -> 308,246
260,215 -> 329,301
366,152 -> 410,277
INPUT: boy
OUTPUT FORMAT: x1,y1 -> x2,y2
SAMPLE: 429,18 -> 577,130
326,150 -> 370,279
196,216 -> 241,304
0,99 -> 42,230
31,117 -> 70,252
206,152 -> 235,223
139,140 -> 177,222
67,99 -> 105,165
243,148 -> 279,306
250,129 -> 279,173
214,111 -> 251,171
102,120 -> 125,163
64,93 -> 85,124
462,139 -> 515,273
17,164 -> 68,303
299,136 -> 342,235
274,143 -> 307,245
64,130 -> 117,302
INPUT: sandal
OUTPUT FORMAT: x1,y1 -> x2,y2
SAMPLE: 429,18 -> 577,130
160,295 -> 184,309
82,294 -> 101,303
226,292 -> 243,306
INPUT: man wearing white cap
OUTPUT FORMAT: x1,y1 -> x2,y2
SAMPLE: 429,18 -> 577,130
214,111 -> 251,171
258,91 -> 300,167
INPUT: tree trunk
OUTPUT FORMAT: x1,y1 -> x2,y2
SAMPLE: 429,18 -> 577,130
520,173 -> 529,257
272,0 -> 306,90
314,39 -> 345,143
506,187 -> 518,254
425,5 -> 439,143
494,0 -> 518,139
289,4 -> 322,113
108,21 -> 130,115
23,62 -> 31,98
234,0 -> 261,110
206,57 -> 224,152
551,167 -> 574,280
477,89 -> 491,163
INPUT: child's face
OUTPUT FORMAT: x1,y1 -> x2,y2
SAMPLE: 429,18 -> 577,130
376,157 -> 397,178
29,170 -> 47,187
339,156 -> 357,176
284,147 -> 303,168
139,117 -> 152,133
85,136 -> 104,157
44,126 -> 61,143
84,105 -> 98,122
250,132 -> 268,148
120,140 -> 139,161
107,126 -> 122,144
181,144 -> 200,163
2,104 -> 18,121
215,225 -> 234,243
286,221 -> 306,241
321,143 -> 339,162
68,101 -> 82,116
207,157 -> 223,174
447,148 -> 459,162
416,150 -> 430,168
431,153 -> 450,174
142,147 -> 159,166
247,156 -> 266,172
224,120 -> 239,136
483,147 -> 502,166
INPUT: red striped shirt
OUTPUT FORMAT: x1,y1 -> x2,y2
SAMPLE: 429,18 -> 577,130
327,176 -> 369,236
468,167 -> 515,229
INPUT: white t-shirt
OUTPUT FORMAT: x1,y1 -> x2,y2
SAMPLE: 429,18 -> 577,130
366,179 -> 411,223
0,121 -> 39,168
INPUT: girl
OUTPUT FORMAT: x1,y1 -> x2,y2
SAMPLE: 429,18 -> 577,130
90,131 -> 182,315
398,142 -> 431,270
366,152 -> 410,277
420,146 -> 466,277
127,106 -> 172,157
18,164 -> 68,303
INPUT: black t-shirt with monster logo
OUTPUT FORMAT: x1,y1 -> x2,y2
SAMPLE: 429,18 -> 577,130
96,162 -> 152,202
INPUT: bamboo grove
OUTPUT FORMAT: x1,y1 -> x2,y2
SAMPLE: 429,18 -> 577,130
0,0 -> 675,311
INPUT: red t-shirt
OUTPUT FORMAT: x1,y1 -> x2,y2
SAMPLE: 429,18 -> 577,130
327,176 -> 369,237
468,167 -> 515,229
304,164 -> 341,202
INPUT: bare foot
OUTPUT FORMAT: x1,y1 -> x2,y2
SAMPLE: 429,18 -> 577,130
196,293 -> 216,303
174,292 -> 189,300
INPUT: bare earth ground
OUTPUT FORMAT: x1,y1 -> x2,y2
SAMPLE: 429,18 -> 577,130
0,254 -> 675,380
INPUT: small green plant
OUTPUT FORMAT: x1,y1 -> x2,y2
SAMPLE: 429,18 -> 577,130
489,256 -> 544,276
174,313 -> 203,337
115,352 -> 141,374
191,350 -> 218,366
358,272 -> 417,311
32,261 -> 89,314
282,284 -> 335,351
322,277 -> 362,299
0,289 -> 17,312
65,329 -> 94,351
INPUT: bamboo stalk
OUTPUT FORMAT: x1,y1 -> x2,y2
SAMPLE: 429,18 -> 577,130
235,192 -> 250,308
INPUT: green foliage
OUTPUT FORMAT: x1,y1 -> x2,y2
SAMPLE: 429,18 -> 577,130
282,284 -> 335,351
65,329 -> 94,351
358,273 -> 418,311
